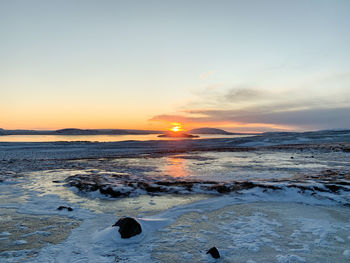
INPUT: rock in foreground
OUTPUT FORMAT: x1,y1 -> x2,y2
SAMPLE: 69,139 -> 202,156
206,246 -> 220,259
57,206 -> 73,211
113,217 -> 142,238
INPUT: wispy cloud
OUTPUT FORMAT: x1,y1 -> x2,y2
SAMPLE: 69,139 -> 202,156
150,106 -> 350,131
200,70 -> 215,80
225,87 -> 264,102
150,72 -> 350,132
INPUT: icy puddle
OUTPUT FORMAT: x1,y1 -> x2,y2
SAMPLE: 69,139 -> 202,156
0,208 -> 81,261
24,150 -> 348,198
153,202 -> 350,263
77,150 -> 350,182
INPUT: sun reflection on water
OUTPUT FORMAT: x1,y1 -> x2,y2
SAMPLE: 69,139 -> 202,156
164,156 -> 189,178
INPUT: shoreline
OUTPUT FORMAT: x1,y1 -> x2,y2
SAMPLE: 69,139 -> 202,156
1,131 -> 350,262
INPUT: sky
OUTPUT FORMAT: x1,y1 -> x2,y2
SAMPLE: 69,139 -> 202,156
1,0 -> 349,132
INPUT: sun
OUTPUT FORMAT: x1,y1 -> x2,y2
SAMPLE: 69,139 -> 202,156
172,126 -> 180,132
170,123 -> 184,132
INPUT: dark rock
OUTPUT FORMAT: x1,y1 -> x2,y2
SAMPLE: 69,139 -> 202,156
69,180 -> 98,192
240,181 -> 256,189
325,184 -> 341,192
145,185 -> 163,193
287,184 -> 310,192
158,181 -> 194,191
338,181 -> 350,186
99,186 -> 123,197
113,217 -> 142,238
206,246 -> 220,259
263,184 -> 282,191
212,184 -> 231,193
57,206 -> 73,211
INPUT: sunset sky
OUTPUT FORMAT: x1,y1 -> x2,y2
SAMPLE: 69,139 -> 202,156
1,0 -> 349,132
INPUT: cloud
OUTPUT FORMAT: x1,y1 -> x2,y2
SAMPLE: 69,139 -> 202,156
151,106 -> 350,131
150,114 -> 204,123
184,85 -> 267,110
192,107 -> 350,129
225,87 -> 263,102
151,73 -> 350,132
200,70 -> 215,80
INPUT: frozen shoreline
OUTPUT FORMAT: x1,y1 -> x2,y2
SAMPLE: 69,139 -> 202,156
2,183 -> 350,262
1,129 -> 349,161
1,130 -> 350,262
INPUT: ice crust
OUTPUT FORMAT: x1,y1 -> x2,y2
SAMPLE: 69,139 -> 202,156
2,179 -> 350,262
1,131 -> 350,262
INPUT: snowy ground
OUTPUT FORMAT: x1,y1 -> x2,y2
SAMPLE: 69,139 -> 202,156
1,130 -> 350,262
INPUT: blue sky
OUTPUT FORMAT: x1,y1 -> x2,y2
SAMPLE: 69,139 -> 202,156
1,0 -> 349,131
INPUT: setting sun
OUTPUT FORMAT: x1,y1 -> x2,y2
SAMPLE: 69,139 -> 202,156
170,123 -> 184,132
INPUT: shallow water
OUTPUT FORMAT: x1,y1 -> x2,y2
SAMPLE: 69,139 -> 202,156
111,150 -> 350,181
0,134 -> 250,142
55,149 -> 350,198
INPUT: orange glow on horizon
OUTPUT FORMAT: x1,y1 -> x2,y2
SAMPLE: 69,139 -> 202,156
1,113 -> 300,133
170,122 -> 184,132
153,119 -> 299,133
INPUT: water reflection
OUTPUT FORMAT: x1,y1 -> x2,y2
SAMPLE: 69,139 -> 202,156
0,134 -> 251,142
0,134 -> 162,142
164,156 -> 189,178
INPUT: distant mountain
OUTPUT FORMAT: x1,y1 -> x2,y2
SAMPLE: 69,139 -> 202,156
55,128 -> 100,135
262,129 -> 350,137
189,128 -> 239,135
55,128 -> 162,135
0,129 -> 51,135
0,128 -> 162,136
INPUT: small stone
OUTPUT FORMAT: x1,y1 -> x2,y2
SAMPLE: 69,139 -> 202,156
113,217 -> 142,238
206,246 -> 220,259
57,206 -> 73,211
